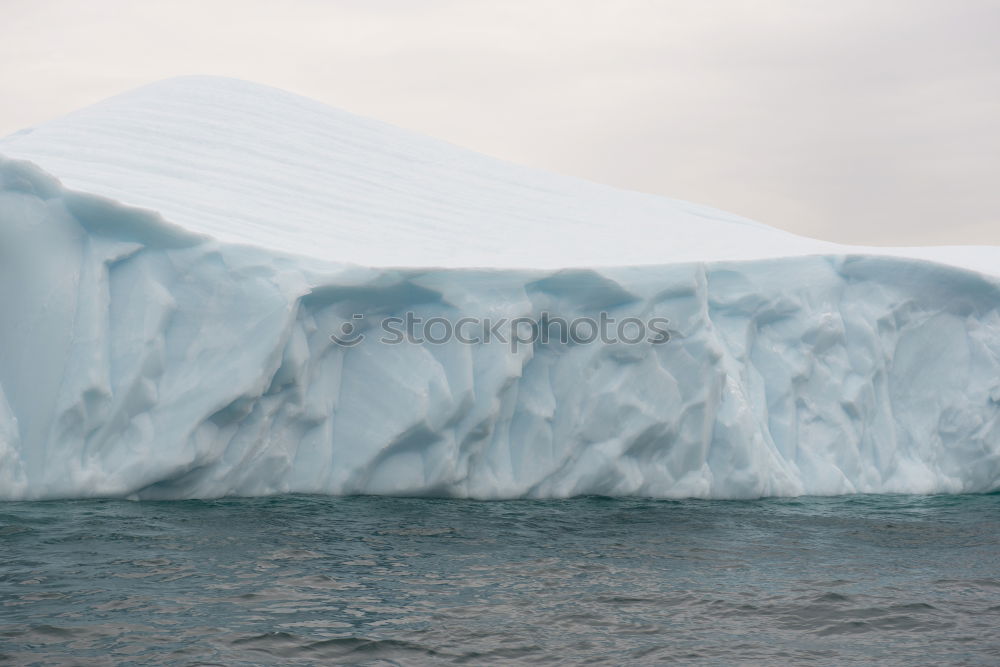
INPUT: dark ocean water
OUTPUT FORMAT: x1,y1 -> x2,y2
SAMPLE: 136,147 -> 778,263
1,494 -> 999,666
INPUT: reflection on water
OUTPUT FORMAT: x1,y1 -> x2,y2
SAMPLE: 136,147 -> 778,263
1,494 -> 999,664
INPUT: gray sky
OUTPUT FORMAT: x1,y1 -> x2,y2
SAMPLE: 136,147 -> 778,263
1,0 -> 997,246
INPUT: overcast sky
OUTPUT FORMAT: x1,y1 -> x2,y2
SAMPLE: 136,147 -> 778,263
1,0 -> 997,246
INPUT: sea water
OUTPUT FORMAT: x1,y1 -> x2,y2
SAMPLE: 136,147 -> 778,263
2,494 -> 999,665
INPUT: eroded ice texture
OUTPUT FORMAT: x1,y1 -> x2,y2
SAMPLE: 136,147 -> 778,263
1,77 -> 998,500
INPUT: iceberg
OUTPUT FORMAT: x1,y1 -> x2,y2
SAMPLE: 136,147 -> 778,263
1,76 -> 998,500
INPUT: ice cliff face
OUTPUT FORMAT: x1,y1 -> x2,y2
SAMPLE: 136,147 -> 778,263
1,77 -> 998,500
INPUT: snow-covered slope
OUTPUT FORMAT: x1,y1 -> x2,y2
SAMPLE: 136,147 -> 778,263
1,76 -> 998,500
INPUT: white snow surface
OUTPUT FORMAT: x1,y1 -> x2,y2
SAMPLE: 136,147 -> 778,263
1,76 -> 999,500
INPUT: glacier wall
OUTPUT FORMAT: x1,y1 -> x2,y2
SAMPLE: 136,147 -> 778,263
2,155 -> 1000,500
